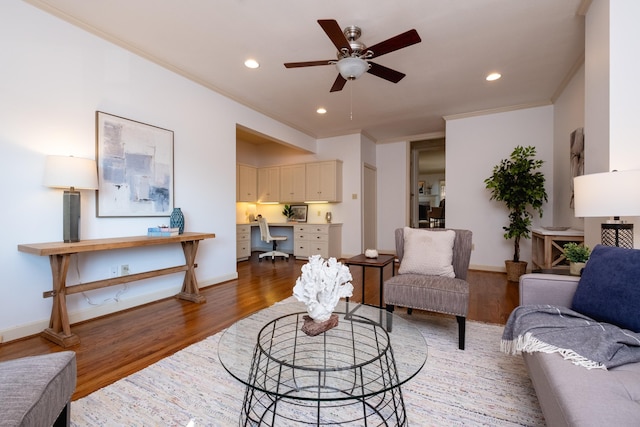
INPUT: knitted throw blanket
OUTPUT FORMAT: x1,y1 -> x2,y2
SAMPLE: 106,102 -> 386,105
501,305 -> 640,370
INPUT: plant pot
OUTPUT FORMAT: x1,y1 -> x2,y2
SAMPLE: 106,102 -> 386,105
505,260 -> 527,282
569,261 -> 586,276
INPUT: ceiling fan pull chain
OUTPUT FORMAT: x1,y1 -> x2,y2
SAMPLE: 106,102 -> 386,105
350,84 -> 353,121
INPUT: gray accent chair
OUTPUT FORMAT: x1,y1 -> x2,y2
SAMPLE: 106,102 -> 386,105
0,351 -> 77,427
384,228 -> 472,349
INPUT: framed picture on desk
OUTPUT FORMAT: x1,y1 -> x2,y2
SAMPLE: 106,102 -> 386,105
291,205 -> 308,222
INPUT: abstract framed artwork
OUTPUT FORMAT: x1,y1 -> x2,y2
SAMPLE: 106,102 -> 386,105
291,205 -> 308,222
96,111 -> 174,217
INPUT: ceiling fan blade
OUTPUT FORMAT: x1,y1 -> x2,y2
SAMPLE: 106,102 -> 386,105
365,29 -> 421,58
330,74 -> 347,92
318,19 -> 352,54
367,62 -> 406,83
284,60 -> 334,68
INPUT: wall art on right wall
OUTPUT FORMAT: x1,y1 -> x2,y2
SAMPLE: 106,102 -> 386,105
570,127 -> 584,209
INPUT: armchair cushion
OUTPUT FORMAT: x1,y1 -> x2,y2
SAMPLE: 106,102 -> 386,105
572,244 -> 640,332
398,227 -> 455,277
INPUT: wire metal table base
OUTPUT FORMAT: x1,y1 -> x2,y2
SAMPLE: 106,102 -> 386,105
240,310 -> 408,426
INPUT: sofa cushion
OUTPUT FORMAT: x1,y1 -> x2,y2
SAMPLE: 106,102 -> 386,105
398,227 -> 455,277
524,352 -> 640,426
0,351 -> 76,427
572,244 -> 640,332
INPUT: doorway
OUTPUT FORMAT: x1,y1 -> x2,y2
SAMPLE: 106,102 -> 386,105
410,138 -> 446,228
363,163 -> 377,250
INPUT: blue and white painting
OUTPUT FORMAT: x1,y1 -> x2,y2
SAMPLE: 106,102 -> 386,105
97,112 -> 173,217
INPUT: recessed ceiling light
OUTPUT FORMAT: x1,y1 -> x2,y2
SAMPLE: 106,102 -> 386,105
486,72 -> 502,81
244,59 -> 259,69
316,107 -> 327,114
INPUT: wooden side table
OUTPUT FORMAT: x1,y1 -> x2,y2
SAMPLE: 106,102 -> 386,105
344,254 -> 395,307
531,228 -> 584,270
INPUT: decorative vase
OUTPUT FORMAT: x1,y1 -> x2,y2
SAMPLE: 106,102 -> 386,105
569,261 -> 586,276
170,207 -> 185,234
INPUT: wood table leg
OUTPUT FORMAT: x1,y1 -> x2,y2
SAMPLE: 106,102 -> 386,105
176,240 -> 206,303
41,254 -> 80,347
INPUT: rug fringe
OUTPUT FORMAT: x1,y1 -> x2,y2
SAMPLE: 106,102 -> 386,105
501,333 -> 606,370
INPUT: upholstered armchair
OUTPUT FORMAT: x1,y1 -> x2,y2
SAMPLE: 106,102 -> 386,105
384,227 -> 472,349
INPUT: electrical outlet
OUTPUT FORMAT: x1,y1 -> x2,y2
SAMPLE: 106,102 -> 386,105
120,264 -> 130,276
317,210 -> 321,216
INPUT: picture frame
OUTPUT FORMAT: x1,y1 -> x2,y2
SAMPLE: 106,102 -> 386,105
96,111 -> 174,217
291,205 -> 308,223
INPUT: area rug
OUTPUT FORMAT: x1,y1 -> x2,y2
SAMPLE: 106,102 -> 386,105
71,301 -> 544,426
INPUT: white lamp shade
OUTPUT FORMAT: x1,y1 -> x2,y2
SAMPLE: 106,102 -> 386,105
573,170 -> 640,217
336,57 -> 369,80
43,155 -> 98,190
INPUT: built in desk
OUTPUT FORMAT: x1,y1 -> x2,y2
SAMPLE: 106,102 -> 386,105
18,232 -> 215,347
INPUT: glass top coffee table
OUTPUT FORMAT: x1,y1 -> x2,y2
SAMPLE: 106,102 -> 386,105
218,300 -> 427,426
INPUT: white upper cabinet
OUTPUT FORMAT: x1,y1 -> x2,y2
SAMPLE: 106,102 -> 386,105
237,164 -> 257,202
258,166 -> 280,203
279,164 -> 306,203
305,160 -> 343,203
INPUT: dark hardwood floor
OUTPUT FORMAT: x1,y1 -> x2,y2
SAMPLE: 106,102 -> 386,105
0,253 -> 518,400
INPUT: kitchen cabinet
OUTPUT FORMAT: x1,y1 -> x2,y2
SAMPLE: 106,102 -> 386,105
258,167 -> 280,203
237,164 -> 257,202
279,164 -> 306,203
236,224 -> 251,261
293,223 -> 342,259
305,160 -> 343,202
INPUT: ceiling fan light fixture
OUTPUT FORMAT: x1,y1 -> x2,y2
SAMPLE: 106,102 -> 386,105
336,57 -> 368,80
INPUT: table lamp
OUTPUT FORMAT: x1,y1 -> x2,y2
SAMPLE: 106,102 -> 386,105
43,155 -> 98,242
573,170 -> 640,248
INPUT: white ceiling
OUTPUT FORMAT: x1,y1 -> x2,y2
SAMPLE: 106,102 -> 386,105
27,0 -> 586,143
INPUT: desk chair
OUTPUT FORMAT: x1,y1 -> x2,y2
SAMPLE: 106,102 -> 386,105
257,217 -> 289,263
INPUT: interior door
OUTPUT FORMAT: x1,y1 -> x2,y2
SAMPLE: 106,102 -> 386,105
363,163 -> 377,250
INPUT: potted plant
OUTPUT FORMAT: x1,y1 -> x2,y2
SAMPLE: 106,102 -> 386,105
282,204 -> 295,221
485,145 -> 548,281
563,242 -> 590,276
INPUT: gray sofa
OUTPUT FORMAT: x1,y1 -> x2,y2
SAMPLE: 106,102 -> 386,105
519,273 -> 640,427
0,351 -> 76,427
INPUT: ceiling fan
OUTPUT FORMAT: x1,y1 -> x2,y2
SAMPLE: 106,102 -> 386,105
284,19 -> 422,92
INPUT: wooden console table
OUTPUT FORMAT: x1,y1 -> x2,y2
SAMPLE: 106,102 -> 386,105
18,232 -> 215,347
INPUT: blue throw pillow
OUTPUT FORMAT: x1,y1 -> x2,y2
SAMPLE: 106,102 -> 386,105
572,245 -> 640,332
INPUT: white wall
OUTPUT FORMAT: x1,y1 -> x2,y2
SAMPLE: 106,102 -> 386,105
376,140 -> 410,252
446,106 -> 554,270
609,1 -> 640,246
583,1 -> 640,248
553,64 -> 585,229
0,2 -> 314,341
